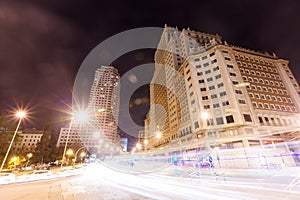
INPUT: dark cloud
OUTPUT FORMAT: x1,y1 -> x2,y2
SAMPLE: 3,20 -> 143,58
0,1 -> 85,128
0,0 -> 300,132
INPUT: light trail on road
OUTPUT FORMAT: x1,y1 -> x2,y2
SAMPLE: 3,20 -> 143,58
0,164 -> 299,200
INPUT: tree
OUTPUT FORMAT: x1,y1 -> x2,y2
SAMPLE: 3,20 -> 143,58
31,125 -> 63,164
31,125 -> 51,163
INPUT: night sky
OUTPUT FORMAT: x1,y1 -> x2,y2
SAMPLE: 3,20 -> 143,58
1,0 -> 300,136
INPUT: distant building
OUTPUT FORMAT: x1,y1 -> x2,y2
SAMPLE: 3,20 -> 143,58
87,66 -> 120,145
56,127 -> 82,148
57,66 -> 121,152
12,129 -> 43,154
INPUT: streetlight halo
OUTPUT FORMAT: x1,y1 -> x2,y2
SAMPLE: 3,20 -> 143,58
16,111 -> 26,118
73,110 -> 89,123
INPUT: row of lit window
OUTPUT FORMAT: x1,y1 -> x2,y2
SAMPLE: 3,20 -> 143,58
238,61 -> 277,71
14,143 -> 37,146
206,114 -> 252,127
252,102 -> 297,112
203,100 -> 229,110
257,116 -> 294,126
249,84 -> 288,95
249,92 -> 292,102
235,55 -> 274,66
24,135 -> 41,138
243,76 -> 285,88
241,69 -> 281,81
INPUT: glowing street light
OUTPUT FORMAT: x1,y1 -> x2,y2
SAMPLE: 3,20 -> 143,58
156,131 -> 162,139
25,153 -> 33,168
0,110 -> 26,171
144,139 -> 148,145
80,152 -> 86,157
66,149 -> 74,156
136,143 -> 142,150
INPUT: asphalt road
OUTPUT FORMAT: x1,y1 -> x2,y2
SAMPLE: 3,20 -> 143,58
0,164 -> 299,200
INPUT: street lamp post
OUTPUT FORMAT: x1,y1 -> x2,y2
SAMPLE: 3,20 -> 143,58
61,119 -> 73,167
61,110 -> 89,167
66,149 -> 74,165
0,111 -> 26,171
74,147 -> 86,163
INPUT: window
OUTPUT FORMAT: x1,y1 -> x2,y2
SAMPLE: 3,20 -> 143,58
196,65 -> 201,68
200,87 -> 207,92
197,72 -> 203,76
194,121 -> 199,129
204,105 -> 210,109
222,101 -> 229,106
222,50 -> 228,53
225,57 -> 231,61
204,63 -> 209,67
211,59 -> 217,64
220,91 -> 227,97
202,56 -> 208,60
199,79 -> 205,83
258,116 -> 263,123
252,102 -> 257,107
211,94 -> 217,99
209,52 -> 215,57
207,77 -> 213,82
229,72 -> 237,76
226,115 -> 234,123
202,96 -> 208,100
235,90 -> 243,94
213,103 -> 220,108
217,83 -> 224,88
195,58 -> 200,62
264,117 -> 269,122
238,99 -> 246,104
205,69 -> 211,74
209,85 -> 215,90
243,114 -> 252,122
215,74 -> 221,79
213,66 -> 219,71
227,64 -> 234,68
257,86 -> 261,91
207,119 -> 214,126
216,117 -> 224,125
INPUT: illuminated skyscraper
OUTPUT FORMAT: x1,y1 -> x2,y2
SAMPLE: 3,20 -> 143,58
146,25 -> 300,168
88,66 -> 120,146
57,66 -> 120,151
